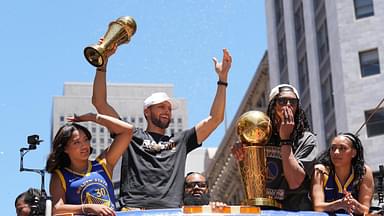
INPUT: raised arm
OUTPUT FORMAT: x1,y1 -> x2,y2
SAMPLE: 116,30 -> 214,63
92,39 -> 120,118
68,113 -> 132,172
195,48 -> 232,144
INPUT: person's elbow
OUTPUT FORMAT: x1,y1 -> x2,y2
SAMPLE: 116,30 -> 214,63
92,95 -> 102,107
287,175 -> 305,190
287,181 -> 302,190
211,113 -> 224,125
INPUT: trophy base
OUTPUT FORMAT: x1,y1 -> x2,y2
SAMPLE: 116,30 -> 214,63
245,197 -> 282,209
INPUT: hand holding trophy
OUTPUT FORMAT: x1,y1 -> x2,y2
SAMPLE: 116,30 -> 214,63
84,16 -> 137,67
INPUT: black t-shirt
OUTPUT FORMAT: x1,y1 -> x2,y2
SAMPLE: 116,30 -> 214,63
265,131 -> 317,211
119,127 -> 200,209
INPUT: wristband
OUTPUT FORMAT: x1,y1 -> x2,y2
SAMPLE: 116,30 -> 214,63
217,80 -> 228,87
280,139 -> 293,146
81,204 -> 87,215
96,67 -> 106,72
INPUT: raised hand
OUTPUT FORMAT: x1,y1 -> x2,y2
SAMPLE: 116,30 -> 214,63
212,48 -> 232,81
279,106 -> 295,140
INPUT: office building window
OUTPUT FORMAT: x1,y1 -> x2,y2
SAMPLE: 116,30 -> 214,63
354,0 -> 374,19
359,49 -> 380,77
139,117 -> 143,123
100,127 -> 104,133
92,127 -> 96,133
365,108 -> 384,137
60,116 -> 65,122
131,117 -> 136,123
177,118 -> 182,124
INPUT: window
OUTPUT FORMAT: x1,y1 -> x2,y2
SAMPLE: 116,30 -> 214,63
177,118 -> 182,124
100,127 -> 104,133
354,0 -> 374,19
130,117 -> 136,123
365,108 -> 384,137
359,49 -> 380,77
139,117 -> 143,123
60,116 -> 65,122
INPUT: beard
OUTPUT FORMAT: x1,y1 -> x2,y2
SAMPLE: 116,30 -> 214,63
183,193 -> 210,205
150,115 -> 170,129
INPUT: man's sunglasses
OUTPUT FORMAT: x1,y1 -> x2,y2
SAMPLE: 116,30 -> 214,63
185,181 -> 207,189
276,97 -> 298,106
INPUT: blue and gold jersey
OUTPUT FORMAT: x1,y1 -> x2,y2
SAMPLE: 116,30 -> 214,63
55,158 -> 115,209
323,168 -> 357,202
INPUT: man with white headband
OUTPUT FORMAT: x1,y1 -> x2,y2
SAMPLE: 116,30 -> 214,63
233,84 -> 318,210
92,48 -> 232,210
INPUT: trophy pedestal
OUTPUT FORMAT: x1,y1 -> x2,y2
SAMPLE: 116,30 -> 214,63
244,197 -> 282,209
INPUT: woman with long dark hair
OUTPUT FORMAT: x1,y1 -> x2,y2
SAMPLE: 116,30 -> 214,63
311,133 -> 374,215
46,113 -> 132,216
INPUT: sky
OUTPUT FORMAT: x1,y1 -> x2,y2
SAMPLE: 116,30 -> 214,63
0,1 -> 266,214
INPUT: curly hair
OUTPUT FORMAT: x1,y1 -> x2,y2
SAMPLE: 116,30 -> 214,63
266,95 -> 312,145
316,133 -> 366,193
45,123 -> 92,173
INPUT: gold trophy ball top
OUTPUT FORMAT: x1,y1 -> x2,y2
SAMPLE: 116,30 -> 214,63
236,111 -> 272,146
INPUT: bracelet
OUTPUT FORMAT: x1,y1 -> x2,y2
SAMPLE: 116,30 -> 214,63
217,80 -> 228,87
81,204 -> 87,215
96,67 -> 106,72
96,114 -> 101,122
280,139 -> 293,146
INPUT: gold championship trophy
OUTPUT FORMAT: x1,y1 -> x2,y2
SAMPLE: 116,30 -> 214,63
84,16 -> 137,67
236,111 -> 281,209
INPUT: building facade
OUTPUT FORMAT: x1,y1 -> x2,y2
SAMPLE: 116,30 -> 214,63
266,0 -> 384,168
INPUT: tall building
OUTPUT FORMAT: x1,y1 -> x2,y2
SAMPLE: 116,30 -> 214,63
266,0 -> 384,169
52,82 -> 188,191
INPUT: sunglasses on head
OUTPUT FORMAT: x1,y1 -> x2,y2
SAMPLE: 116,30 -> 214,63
185,181 -> 207,189
276,97 -> 298,106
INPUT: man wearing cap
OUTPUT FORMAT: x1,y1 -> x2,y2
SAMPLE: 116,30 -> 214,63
92,48 -> 232,210
232,84 -> 317,210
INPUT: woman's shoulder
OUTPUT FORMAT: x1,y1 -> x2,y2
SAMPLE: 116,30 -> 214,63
363,164 -> 374,178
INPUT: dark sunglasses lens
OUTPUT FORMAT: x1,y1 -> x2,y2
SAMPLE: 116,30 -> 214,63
186,181 -> 207,188
277,98 -> 297,106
